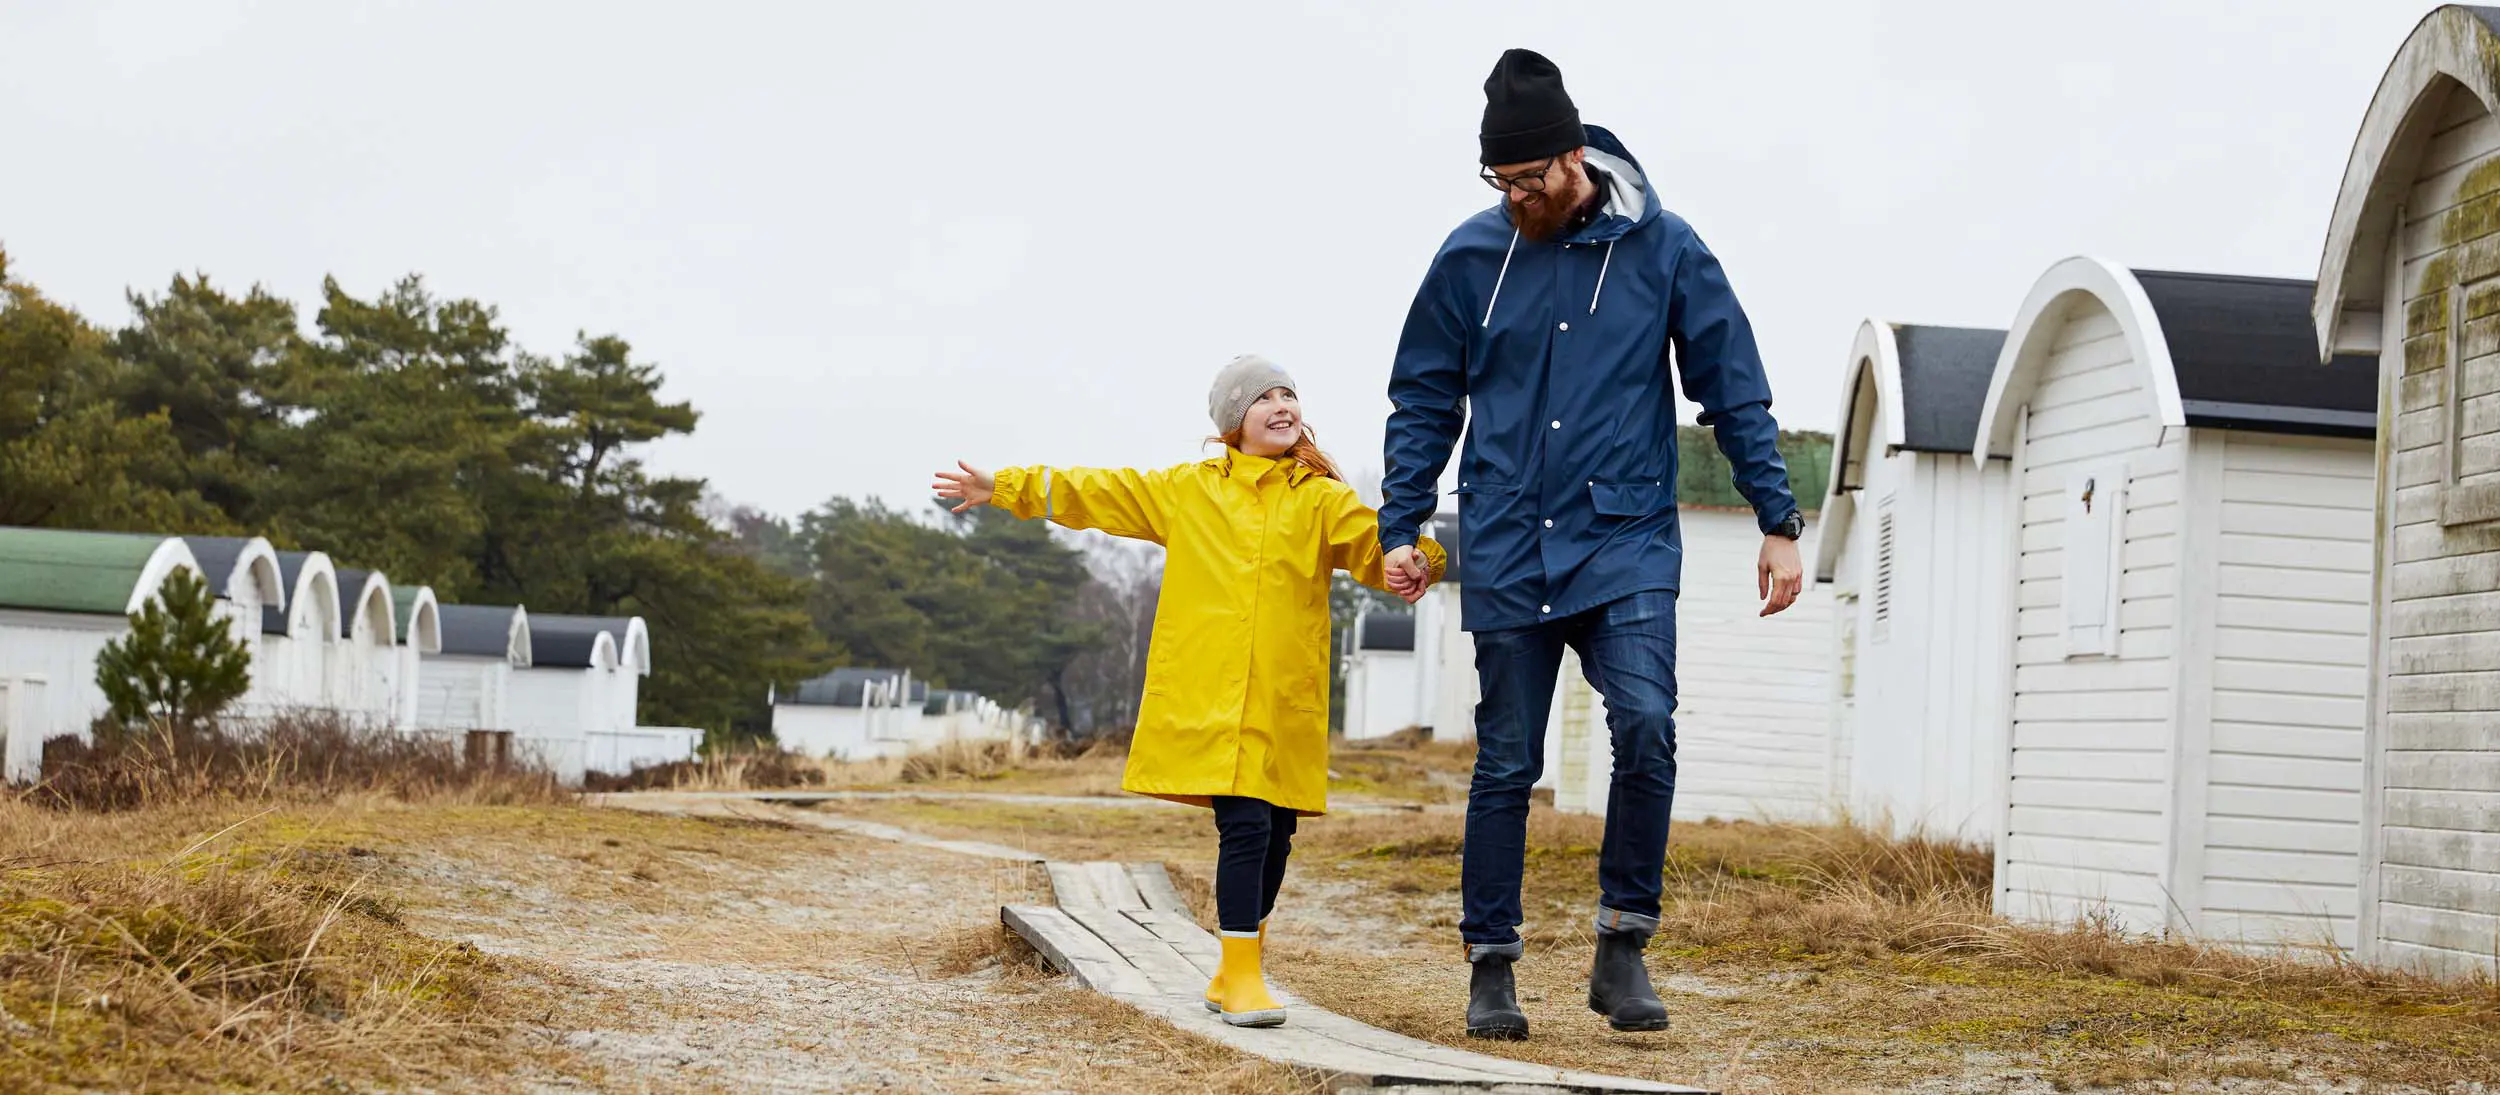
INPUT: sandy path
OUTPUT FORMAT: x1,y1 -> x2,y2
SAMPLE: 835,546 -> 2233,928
369,808 -> 1304,1095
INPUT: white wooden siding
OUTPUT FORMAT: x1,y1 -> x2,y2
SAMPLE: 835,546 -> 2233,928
1999,302 -> 2185,933
1834,448 -> 2014,842
2185,433 -> 2376,952
415,656 -> 506,732
1660,509 -> 1836,822
1544,510 -> 1835,822
2371,82 -> 2500,977
0,612 -> 124,755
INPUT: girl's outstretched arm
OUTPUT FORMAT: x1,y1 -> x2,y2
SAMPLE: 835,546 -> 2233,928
1323,483 -> 1445,597
976,462 -> 1176,545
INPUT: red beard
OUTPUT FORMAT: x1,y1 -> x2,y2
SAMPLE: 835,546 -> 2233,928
1508,177 -> 1592,242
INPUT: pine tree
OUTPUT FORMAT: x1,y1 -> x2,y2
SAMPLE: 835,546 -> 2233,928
94,568 -> 254,730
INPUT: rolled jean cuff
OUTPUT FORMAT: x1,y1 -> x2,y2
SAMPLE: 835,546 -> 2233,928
1463,940 -> 1524,963
1593,906 -> 1660,937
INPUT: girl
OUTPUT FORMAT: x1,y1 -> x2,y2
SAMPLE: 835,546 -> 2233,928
933,354 -> 1444,1028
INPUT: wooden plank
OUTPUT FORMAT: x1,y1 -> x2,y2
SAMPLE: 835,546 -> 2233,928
1046,861 -> 1104,908
1059,904 -> 1210,995
1126,862 -> 1196,917
1084,860 -> 1148,910
1001,905 -> 1156,998
1124,908 -> 1219,975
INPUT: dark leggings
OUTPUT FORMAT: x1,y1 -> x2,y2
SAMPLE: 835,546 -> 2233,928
1211,795 -> 1298,934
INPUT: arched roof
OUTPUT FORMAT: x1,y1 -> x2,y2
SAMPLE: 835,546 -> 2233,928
522,613 -> 630,670
434,603 -> 531,665
0,529 -> 201,616
335,568 -> 397,646
527,613 -> 649,675
1976,258 -> 2378,464
2313,6 -> 2500,355
392,585 -> 442,655
179,536 -> 286,607
261,551 -> 342,639
1816,320 -> 2006,582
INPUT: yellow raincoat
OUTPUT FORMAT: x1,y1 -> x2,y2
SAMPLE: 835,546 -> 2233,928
992,449 -> 1445,815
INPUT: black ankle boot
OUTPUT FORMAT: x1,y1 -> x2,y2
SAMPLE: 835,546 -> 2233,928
1587,929 -> 1670,1032
1465,957 -> 1529,1040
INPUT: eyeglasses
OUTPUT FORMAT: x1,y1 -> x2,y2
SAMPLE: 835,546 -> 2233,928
1480,157 -> 1558,193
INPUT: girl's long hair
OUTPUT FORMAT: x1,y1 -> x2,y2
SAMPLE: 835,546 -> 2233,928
1215,425 -> 1344,482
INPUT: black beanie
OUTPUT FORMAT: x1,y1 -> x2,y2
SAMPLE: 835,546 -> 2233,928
1479,48 -> 1584,166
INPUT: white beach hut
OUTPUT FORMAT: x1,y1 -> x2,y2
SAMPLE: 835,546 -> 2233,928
390,585 -> 441,730
0,529 -> 204,781
774,668 -> 922,760
2307,4 -> 2500,976
1342,612 -> 1425,741
1974,259 -> 2380,951
255,551 -> 343,714
1815,322 -> 2016,842
178,536 -> 290,703
417,603 -> 531,736
509,614 -> 627,785
330,568 -> 399,726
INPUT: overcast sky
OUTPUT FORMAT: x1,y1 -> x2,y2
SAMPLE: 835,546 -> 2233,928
0,1 -> 2439,517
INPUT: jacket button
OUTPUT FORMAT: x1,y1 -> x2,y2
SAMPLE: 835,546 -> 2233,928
1541,605 -> 1552,614
1543,519 -> 1554,528
1550,420 -> 1561,430
1558,322 -> 1570,332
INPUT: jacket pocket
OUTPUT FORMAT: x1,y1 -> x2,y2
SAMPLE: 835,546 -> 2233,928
1590,482 -> 1667,517
1451,481 -> 1519,497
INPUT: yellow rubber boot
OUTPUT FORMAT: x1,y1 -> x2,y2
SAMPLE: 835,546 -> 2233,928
1204,920 -> 1266,1013
1205,933 -> 1286,1027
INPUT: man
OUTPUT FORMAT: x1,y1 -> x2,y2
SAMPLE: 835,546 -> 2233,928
1378,49 -> 1804,1040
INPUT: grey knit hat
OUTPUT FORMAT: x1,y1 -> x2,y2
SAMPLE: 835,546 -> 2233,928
1208,354 -> 1297,435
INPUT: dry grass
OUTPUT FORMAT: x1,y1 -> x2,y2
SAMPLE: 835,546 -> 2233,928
32,712 -> 566,812
597,736 -> 1138,797
0,797 -> 540,1092
801,778 -> 2500,1092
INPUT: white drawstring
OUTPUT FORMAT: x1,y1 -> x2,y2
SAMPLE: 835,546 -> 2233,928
1480,229 -> 1520,328
1589,240 -> 1615,315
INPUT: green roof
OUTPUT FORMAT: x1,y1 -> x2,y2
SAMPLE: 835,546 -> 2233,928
0,528 -> 178,615
1676,426 -> 1833,515
390,584 -> 434,643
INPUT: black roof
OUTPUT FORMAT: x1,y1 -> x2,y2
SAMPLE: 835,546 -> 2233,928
2132,270 -> 2378,438
333,568 -> 381,638
180,537 -> 262,602
526,613 -> 632,669
1892,325 -> 2007,453
261,550 -> 316,635
436,603 -> 526,659
1359,613 -> 1417,652
791,667 -> 911,708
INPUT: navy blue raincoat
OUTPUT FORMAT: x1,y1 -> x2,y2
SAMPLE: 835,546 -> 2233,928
1379,125 -> 1799,632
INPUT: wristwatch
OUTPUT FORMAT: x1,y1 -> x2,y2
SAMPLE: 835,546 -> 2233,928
1770,512 -> 1805,541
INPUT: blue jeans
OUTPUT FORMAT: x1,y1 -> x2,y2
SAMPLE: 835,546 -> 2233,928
1460,590 -> 1679,952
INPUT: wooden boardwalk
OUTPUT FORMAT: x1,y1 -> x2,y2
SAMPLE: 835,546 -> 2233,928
1007,860 -> 1706,1094
593,793 -> 1705,1092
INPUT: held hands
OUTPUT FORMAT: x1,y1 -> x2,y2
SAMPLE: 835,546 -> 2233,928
1383,545 -> 1432,605
1758,534 -> 1803,617
933,461 -> 995,513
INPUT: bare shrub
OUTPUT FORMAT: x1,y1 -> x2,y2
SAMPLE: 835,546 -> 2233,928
28,710 -> 563,812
